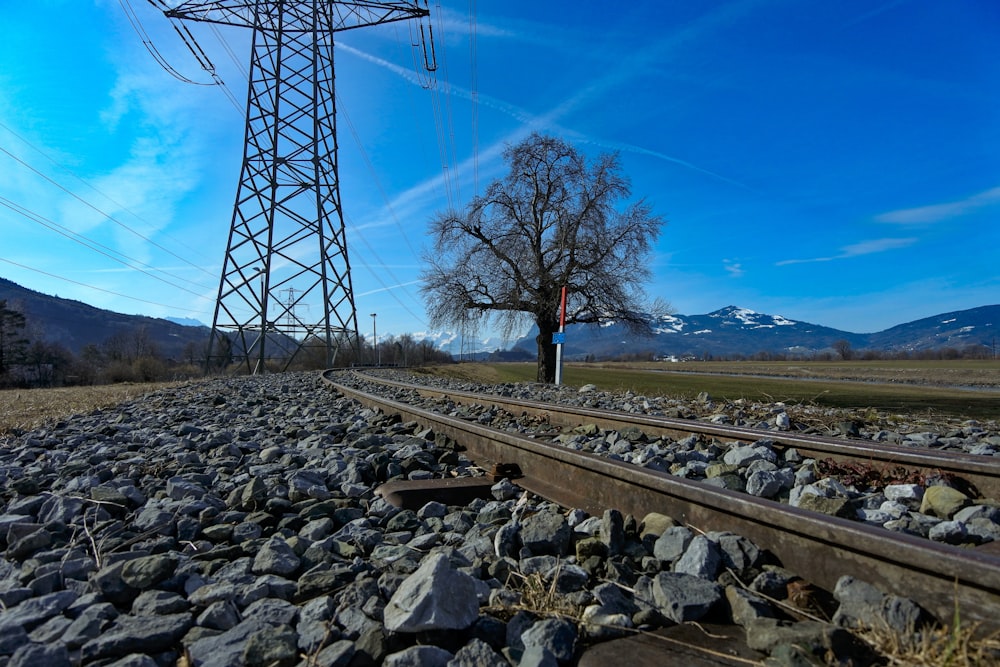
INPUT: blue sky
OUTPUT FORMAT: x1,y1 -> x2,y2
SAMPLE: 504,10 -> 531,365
1,1 -> 997,344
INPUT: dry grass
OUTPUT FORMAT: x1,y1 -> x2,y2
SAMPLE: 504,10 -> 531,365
423,361 -> 1000,421
0,382 -> 187,435
603,359 -> 1000,389
858,617 -> 1000,666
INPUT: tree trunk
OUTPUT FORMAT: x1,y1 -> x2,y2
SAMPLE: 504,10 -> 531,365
535,326 -> 557,383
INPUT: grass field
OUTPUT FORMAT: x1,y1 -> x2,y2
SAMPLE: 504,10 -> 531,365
0,382 -> 187,435
2,360 -> 997,435
416,360 -> 1000,421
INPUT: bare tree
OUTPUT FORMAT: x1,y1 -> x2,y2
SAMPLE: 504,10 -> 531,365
832,339 -> 853,360
421,133 -> 666,382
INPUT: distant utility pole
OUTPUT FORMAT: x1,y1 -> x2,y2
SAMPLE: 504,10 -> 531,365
163,1 -> 432,373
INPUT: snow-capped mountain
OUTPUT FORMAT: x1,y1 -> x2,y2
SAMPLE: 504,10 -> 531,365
409,330 -> 511,358
505,305 -> 999,359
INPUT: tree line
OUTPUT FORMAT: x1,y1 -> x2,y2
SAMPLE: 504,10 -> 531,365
0,299 -> 453,389
601,345 -> 997,363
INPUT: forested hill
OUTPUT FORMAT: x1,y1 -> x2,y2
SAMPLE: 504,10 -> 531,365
0,277 -> 209,360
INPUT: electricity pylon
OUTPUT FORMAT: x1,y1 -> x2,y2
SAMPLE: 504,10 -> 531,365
162,1 -> 430,373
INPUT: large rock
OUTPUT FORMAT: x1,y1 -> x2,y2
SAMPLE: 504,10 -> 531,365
640,572 -> 722,623
80,613 -> 192,663
920,486 -> 969,519
384,552 -> 480,632
519,510 -> 571,556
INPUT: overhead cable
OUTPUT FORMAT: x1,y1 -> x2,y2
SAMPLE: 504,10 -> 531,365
0,257 -> 213,316
0,195 -> 209,297
0,144 -> 217,282
121,0 -> 213,85
0,119 -> 216,267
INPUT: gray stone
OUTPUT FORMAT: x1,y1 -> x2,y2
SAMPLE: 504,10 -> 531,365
746,470 -> 786,498
521,617 -> 577,662
103,655 -> 160,667
723,444 -> 776,467
652,525 -> 693,563
519,510 -> 571,556
243,597 -> 300,626
187,618 -> 280,667
61,601 -> 118,648
928,520 -> 968,544
726,586 -> 779,627
710,532 -> 762,575
37,494 -> 85,524
384,645 -> 454,667
305,639 -> 356,667
796,494 -> 855,518
252,537 -> 301,576
673,535 -> 721,579
198,600 -> 241,631
954,504 -> 1000,523
745,618 -> 859,657
0,589 -> 77,633
7,642 -> 72,667
121,553 -> 178,589
832,575 -> 930,633
167,476 -> 208,500
300,517 -> 335,540
27,614 -> 72,643
519,555 -> 588,593
81,613 -> 192,662
0,624 -> 29,656
581,604 -> 633,639
600,508 -> 625,556
5,527 -> 52,561
647,572 -> 722,623
447,638 -> 508,667
384,552 -> 480,632
884,483 -> 923,507
132,589 -> 190,615
243,623 -> 298,667
297,595 -> 336,653
965,517 -> 1000,543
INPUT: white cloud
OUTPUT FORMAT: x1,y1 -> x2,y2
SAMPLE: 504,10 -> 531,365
723,259 -> 744,277
876,186 -> 1000,224
776,237 -> 917,266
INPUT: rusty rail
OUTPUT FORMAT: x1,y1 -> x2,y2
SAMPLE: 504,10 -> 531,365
346,370 -> 1000,500
322,370 -> 1000,632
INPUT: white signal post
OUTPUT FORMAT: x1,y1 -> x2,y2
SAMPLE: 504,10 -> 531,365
555,286 -> 567,385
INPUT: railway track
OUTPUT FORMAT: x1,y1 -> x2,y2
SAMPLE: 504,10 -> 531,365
342,370 -> 1000,500
321,370 -> 1000,635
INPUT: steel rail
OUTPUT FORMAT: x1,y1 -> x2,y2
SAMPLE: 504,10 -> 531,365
346,370 -> 1000,500
322,370 -> 1000,633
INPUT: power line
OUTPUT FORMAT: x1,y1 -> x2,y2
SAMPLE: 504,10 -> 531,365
0,195 -> 210,297
0,257 -> 213,316
469,0 -> 480,194
0,144 -> 218,283
343,211 -> 428,327
211,23 -> 250,82
0,119 -> 216,268
120,0 -> 214,86
124,0 -> 244,114
335,93 -> 421,259
432,1 -> 462,205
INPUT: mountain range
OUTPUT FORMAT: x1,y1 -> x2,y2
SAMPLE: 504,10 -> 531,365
0,278 -> 210,360
2,277 -> 996,360
504,305 -> 999,360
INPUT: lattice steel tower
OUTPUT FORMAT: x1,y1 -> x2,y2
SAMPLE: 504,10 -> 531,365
162,1 -> 430,373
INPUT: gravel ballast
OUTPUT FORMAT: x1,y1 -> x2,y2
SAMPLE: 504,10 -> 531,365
0,371 -> 989,666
